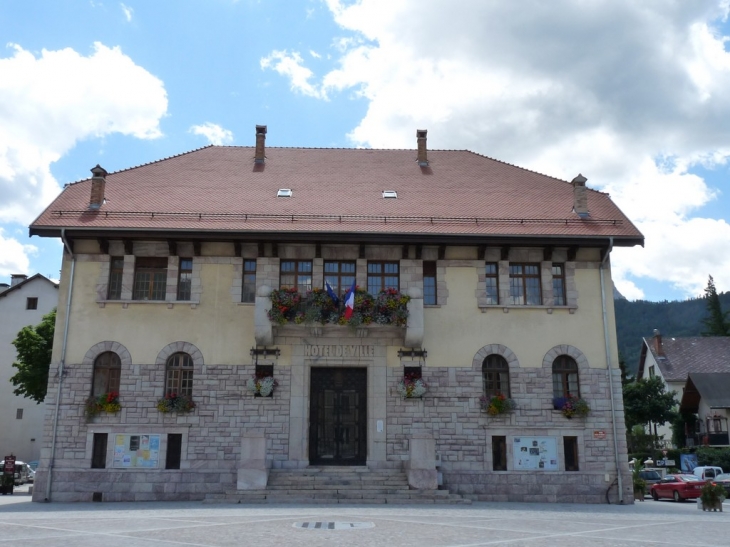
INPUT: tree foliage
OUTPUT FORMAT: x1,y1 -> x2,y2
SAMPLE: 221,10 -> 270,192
701,275 -> 730,336
622,376 -> 678,431
696,447 -> 730,471
10,308 -> 56,403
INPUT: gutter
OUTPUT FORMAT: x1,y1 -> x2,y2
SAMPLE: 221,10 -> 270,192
599,236 -> 624,503
45,229 -> 75,502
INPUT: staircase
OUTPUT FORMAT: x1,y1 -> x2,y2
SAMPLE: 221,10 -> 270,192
204,466 -> 470,504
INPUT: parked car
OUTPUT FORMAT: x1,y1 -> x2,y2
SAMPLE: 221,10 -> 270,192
26,461 -> 38,471
712,473 -> 730,497
13,461 -> 32,486
638,469 -> 662,489
650,474 -> 706,502
692,466 -> 723,480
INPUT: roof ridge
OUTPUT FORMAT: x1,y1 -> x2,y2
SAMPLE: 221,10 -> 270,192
63,145 -> 216,186
463,150 -> 609,195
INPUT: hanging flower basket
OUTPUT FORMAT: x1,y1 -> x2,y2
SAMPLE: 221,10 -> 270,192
85,391 -> 121,419
396,374 -> 428,398
553,395 -> 590,418
479,393 -> 516,415
246,376 -> 278,397
156,393 -> 196,413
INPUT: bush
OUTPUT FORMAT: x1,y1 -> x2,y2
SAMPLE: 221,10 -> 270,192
696,447 -> 730,470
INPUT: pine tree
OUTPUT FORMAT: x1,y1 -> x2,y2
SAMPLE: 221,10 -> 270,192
701,275 -> 730,336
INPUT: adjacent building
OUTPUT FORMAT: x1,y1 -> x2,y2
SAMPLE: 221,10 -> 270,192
29,127 -> 642,503
638,331 -> 730,446
0,274 -> 58,462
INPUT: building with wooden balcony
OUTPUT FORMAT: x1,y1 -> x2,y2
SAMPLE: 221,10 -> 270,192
29,127 -> 642,503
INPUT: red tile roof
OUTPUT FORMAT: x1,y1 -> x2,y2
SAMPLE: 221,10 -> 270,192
30,146 -> 643,245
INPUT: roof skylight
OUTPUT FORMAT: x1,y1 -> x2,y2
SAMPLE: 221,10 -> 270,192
382,190 -> 397,199
277,189 -> 293,197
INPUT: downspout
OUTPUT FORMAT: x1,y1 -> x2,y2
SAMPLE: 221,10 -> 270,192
599,236 -> 624,503
45,229 -> 75,501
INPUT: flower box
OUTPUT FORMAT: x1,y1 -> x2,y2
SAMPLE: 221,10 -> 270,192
480,393 -> 516,416
553,396 -> 590,418
156,393 -> 196,413
85,391 -> 121,419
268,287 -> 409,327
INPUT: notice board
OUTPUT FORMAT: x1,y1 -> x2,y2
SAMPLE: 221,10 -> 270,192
113,434 -> 160,468
513,437 -> 558,470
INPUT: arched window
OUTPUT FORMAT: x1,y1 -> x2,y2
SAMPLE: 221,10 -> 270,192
92,352 -> 121,395
552,355 -> 579,398
165,352 -> 193,396
482,354 -> 510,398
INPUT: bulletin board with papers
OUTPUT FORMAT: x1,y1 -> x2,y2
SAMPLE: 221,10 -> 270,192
113,434 -> 160,468
513,437 -> 558,470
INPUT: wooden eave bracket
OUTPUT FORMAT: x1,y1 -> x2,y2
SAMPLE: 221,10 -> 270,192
568,246 -> 579,261
543,246 -> 553,261
500,246 -> 510,261
234,241 -> 242,258
167,240 -> 177,256
123,239 -> 133,255
97,238 -> 109,255
193,242 -> 201,256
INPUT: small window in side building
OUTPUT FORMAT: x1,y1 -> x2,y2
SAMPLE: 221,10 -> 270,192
552,263 -> 566,306
166,434 -> 183,469
648,365 -> 655,378
91,433 -> 108,469
367,261 -> 399,294
107,257 -> 124,300
16,409 -> 23,420
26,297 -> 38,310
564,436 -> 579,471
177,258 -> 193,300
242,259 -> 257,303
423,261 -> 437,305
492,436 -> 507,471
133,257 -> 168,300
485,262 -> 499,304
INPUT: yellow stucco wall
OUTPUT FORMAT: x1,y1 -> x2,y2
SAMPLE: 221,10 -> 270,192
53,256 -> 256,365
52,253 -> 619,371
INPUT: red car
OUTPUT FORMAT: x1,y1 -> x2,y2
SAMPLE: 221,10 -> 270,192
650,474 -> 705,502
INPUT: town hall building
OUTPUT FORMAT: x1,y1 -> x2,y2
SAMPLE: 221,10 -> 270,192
29,127 -> 642,503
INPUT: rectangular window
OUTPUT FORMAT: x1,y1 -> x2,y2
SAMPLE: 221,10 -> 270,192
166,434 -> 183,469
492,436 -> 507,471
25,297 -> 38,310
107,257 -> 124,300
552,263 -> 566,306
133,257 -> 168,300
324,261 -> 356,294
91,433 -> 108,469
16,409 -> 23,420
648,366 -> 655,378
485,262 -> 499,305
508,263 -> 542,305
280,260 -> 312,291
177,258 -> 193,300
367,261 -> 399,294
564,437 -> 579,471
423,261 -> 437,305
242,259 -> 257,303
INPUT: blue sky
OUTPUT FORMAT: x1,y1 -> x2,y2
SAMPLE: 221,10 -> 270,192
2,1 -> 730,302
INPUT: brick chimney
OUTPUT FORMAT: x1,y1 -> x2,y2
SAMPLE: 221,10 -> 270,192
255,125 -> 267,164
89,165 -> 108,210
571,174 -> 589,218
416,129 -> 428,166
652,329 -> 663,356
10,274 -> 28,286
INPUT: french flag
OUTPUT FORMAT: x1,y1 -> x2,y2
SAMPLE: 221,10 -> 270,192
343,280 -> 356,319
325,280 -> 339,305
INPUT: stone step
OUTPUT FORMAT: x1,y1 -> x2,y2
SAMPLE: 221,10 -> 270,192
203,466 -> 471,505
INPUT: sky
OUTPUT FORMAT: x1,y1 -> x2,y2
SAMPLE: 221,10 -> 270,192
2,0 -> 730,302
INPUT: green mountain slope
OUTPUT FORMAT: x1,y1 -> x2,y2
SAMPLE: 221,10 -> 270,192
615,292 -> 730,377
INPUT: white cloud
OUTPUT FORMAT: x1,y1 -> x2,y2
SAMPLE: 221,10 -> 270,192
0,228 -> 37,277
120,3 -> 133,22
260,50 -> 328,99
0,42 -> 168,225
310,50 -> 321,59
265,0 -> 730,299
189,123 -> 234,145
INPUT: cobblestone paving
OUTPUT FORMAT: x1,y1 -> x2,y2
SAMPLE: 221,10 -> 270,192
1,490 -> 727,547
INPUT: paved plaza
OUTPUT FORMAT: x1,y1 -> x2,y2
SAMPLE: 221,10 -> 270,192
1,486 -> 728,547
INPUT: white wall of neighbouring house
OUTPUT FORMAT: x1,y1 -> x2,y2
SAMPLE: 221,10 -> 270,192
0,277 -> 58,462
